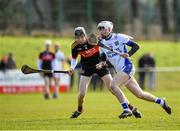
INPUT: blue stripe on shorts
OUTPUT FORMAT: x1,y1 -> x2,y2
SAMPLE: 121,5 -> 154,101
122,64 -> 133,75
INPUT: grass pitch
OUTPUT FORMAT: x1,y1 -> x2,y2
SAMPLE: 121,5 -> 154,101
1,36 -> 180,68
0,90 -> 179,130
0,36 -> 180,130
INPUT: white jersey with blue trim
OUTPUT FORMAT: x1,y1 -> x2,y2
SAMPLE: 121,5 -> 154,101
100,33 -> 134,73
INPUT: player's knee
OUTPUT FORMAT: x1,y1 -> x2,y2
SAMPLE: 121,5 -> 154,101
108,87 -> 115,95
110,84 -> 117,93
135,92 -> 144,99
79,93 -> 85,98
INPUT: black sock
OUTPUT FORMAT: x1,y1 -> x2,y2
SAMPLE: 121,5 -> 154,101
128,104 -> 134,110
78,106 -> 83,112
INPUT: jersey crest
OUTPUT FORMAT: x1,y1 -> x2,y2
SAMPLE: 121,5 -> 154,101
114,41 -> 119,46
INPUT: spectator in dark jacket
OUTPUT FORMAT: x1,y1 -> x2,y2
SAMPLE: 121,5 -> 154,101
0,56 -> 8,72
6,53 -> 17,69
138,53 -> 156,90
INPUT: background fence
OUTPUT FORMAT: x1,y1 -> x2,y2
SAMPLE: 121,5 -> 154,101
1,0 -> 180,40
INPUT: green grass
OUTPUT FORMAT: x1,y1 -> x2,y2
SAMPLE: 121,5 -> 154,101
0,90 -> 179,130
1,36 -> 180,129
0,36 -> 74,68
133,41 -> 180,67
1,36 -> 180,68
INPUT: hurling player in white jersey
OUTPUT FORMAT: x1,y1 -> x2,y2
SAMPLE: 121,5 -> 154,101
96,21 -> 171,116
53,43 -> 65,98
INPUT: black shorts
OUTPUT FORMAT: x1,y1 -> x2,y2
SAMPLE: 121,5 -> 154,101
43,73 -> 53,78
81,66 -> 110,77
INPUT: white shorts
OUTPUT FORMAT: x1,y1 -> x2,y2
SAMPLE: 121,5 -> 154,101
121,64 -> 135,78
53,73 -> 62,78
117,64 -> 135,86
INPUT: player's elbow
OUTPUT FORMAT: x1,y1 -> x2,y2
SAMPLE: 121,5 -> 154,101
132,42 -> 140,51
136,43 -> 140,48
135,44 -> 140,51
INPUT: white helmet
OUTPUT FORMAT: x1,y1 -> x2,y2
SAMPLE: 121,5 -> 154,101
44,39 -> 52,45
74,27 -> 86,36
97,21 -> 113,31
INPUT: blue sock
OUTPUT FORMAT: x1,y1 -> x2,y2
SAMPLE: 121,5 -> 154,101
155,98 -> 164,106
121,102 -> 130,111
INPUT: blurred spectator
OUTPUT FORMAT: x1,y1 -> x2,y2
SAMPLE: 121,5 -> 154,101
37,40 -> 55,99
0,56 -> 8,72
6,52 -> 17,69
75,62 -> 81,88
66,57 -> 74,90
53,43 -> 65,98
66,57 -> 81,91
90,73 -> 103,91
138,53 -> 156,90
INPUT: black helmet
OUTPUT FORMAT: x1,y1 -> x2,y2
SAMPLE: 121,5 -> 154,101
74,27 -> 86,36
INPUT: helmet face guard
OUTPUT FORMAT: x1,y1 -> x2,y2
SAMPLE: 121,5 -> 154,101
97,21 -> 113,31
97,26 -> 105,30
74,27 -> 86,37
74,30 -> 85,36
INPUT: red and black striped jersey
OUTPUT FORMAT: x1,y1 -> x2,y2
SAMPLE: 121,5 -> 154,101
71,41 -> 101,68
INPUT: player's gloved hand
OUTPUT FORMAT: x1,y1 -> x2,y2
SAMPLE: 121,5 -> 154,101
120,53 -> 129,58
96,61 -> 107,70
68,68 -> 74,75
